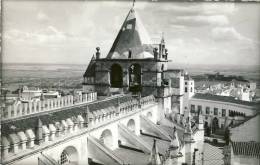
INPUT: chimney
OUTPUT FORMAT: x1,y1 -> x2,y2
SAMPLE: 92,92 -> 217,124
96,47 -> 100,59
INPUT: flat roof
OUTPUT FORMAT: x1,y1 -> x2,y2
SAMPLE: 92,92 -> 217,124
192,93 -> 260,107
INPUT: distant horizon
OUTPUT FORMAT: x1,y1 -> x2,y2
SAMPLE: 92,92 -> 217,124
2,61 -> 260,69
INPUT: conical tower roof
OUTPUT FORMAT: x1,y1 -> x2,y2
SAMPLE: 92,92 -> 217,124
107,7 -> 154,59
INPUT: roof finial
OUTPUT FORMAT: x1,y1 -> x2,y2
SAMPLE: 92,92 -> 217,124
161,32 -> 165,42
132,0 -> 135,7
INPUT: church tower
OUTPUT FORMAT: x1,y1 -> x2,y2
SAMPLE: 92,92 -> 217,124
83,3 -> 172,120
183,72 -> 194,119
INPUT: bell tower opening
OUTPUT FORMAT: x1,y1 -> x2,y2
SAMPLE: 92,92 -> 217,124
110,64 -> 123,88
129,64 -> 142,93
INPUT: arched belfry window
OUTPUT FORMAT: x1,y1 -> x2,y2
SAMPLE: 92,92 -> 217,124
129,64 -> 142,92
110,64 -> 123,88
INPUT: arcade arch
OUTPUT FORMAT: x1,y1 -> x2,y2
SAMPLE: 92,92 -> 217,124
127,119 -> 135,132
100,129 -> 113,148
146,112 -> 153,120
60,146 -> 78,165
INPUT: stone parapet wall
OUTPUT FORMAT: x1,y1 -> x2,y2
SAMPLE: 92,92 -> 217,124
1,92 -> 97,120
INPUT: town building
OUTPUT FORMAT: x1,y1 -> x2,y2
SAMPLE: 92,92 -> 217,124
194,76 -> 257,102
189,93 -> 260,132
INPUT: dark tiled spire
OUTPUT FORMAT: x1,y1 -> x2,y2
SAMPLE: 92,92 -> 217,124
106,6 -> 154,59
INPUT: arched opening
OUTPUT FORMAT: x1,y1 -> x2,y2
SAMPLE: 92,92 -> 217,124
204,121 -> 208,128
129,64 -> 142,92
60,146 -> 78,165
100,129 -> 113,148
127,119 -> 135,132
212,117 -> 219,133
146,112 -> 152,120
110,64 -> 123,88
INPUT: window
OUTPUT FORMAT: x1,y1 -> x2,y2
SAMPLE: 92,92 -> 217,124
214,108 -> 218,116
3,109 -> 8,118
60,151 -> 69,165
126,24 -> 132,29
22,107 -> 25,115
190,87 -> 193,92
185,82 -> 187,85
229,110 -> 233,117
191,105 -> 195,113
222,109 -> 226,117
198,105 -> 202,114
185,87 -> 188,93
110,64 -> 123,88
206,107 -> 210,114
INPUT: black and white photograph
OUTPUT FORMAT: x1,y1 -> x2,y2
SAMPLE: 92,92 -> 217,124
0,0 -> 260,165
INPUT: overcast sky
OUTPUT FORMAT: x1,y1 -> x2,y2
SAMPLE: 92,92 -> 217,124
2,1 -> 260,66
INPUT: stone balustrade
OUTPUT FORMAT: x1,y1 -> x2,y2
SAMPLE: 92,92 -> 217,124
1,114 -> 87,159
1,92 -> 97,120
88,95 -> 156,128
